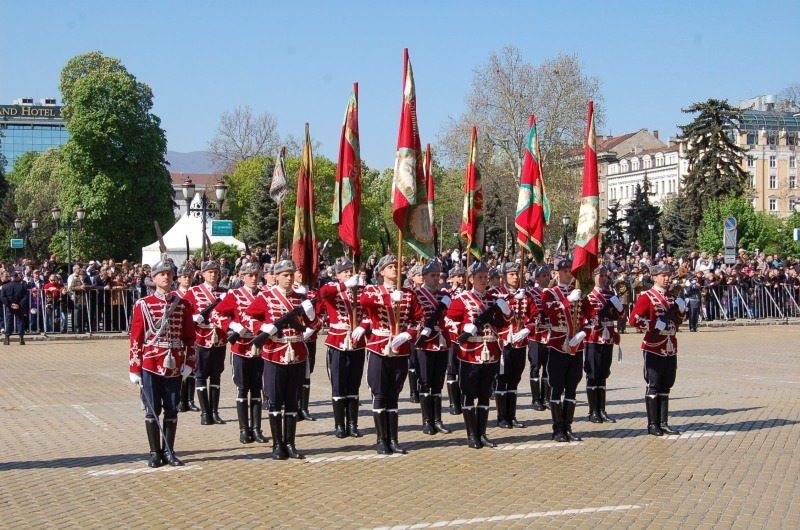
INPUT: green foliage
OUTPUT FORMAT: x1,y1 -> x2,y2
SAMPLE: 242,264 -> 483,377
193,241 -> 241,265
780,211 -> 800,257
696,195 -> 780,255
57,51 -> 174,260
660,195 -> 694,258
227,155 -> 270,235
624,177 -> 661,253
601,201 -> 626,251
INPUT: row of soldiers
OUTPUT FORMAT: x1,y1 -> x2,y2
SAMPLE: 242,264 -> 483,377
128,253 -> 686,466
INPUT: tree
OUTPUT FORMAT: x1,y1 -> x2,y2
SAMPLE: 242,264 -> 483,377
207,106 -> 279,172
660,195 -> 694,258
601,201 -> 625,252
696,195 -> 780,255
57,51 -> 175,260
678,99 -> 750,238
624,177 -> 661,255
239,156 -> 281,249
226,155 -> 271,236
778,83 -> 800,110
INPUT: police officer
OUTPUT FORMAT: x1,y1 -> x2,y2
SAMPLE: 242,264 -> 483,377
173,265 -> 199,413
629,263 -> 686,436
1,268 -> 29,345
527,265 -> 552,411
129,257 -> 196,467
683,272 -> 702,332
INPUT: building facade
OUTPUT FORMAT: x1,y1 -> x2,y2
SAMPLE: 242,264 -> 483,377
0,98 -> 69,172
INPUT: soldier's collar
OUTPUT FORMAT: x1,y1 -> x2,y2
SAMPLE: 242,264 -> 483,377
155,290 -> 171,301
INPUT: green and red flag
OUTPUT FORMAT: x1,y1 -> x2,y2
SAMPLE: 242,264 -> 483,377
424,143 -> 437,255
571,101 -> 600,288
291,123 -> 319,285
392,48 -> 434,259
332,83 -> 362,262
515,114 -> 550,264
460,126 -> 484,260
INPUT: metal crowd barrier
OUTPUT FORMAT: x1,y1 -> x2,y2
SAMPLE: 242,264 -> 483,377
699,282 -> 800,322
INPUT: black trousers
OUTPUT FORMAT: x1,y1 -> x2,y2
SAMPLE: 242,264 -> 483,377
527,340 -> 549,380
416,349 -> 448,394
546,347 -> 583,402
583,342 -> 613,387
303,341 -> 317,386
232,355 -> 264,399
327,347 -> 366,397
367,353 -> 408,410
643,351 -> 677,395
195,345 -> 226,386
446,343 -> 460,380
262,361 -> 304,412
687,301 -> 700,330
3,308 -> 24,338
141,371 -> 181,420
497,345 -> 526,393
459,361 -> 499,407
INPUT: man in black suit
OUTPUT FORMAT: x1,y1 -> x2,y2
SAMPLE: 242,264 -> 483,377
1,268 -> 29,345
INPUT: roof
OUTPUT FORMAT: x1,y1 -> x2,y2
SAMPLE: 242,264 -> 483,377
170,172 -> 224,187
738,110 -> 800,133
619,143 -> 680,159
598,132 -> 638,152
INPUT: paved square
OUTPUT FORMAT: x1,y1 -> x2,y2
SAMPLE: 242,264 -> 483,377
1,326 -> 799,528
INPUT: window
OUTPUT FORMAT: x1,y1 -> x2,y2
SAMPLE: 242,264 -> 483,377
769,175 -> 777,189
769,198 -> 777,211
746,133 -> 758,145
769,156 -> 776,168
644,158 -> 651,169
790,175 -> 797,189
790,157 -> 796,169
632,159 -> 639,171
789,197 -> 797,212
747,157 -> 755,168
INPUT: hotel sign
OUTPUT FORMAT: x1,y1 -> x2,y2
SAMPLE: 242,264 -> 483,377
0,105 -> 62,118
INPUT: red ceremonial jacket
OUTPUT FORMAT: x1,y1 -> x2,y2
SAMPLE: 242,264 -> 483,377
210,285 -> 263,357
129,291 -> 196,377
244,285 -> 314,365
445,289 -> 502,364
294,284 -> 322,343
541,284 -> 590,355
585,287 -> 622,345
487,284 -> 539,349
414,285 -> 450,352
628,287 -> 684,356
358,284 -> 422,357
318,281 -> 367,351
183,283 -> 228,348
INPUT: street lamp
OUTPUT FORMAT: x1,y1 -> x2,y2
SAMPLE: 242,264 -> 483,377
562,214 -> 571,258
182,176 -> 228,260
51,205 -> 86,274
647,222 -> 655,261
12,216 -> 38,259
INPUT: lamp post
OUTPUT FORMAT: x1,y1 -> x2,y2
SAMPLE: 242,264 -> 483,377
51,206 -> 85,274
647,222 -> 655,261
12,216 -> 39,259
181,176 -> 228,261
562,214 -> 571,258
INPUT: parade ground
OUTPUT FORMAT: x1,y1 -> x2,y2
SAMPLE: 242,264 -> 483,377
1,326 -> 799,529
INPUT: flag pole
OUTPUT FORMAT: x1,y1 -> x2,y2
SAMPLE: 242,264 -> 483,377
395,230 -> 404,335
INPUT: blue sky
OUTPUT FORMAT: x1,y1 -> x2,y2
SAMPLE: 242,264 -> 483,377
2,0 -> 797,170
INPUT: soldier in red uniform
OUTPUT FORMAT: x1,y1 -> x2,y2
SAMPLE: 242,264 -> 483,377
444,265 -> 466,415
446,261 -> 511,449
317,258 -> 367,438
629,263 -> 686,436
490,262 -> 538,428
174,265 -> 200,413
541,259 -> 590,442
293,269 -> 321,422
413,261 -> 452,435
527,265 -> 552,411
210,262 -> 268,444
583,265 -> 624,423
182,260 -> 228,425
244,260 -> 317,459
358,255 -> 423,455
129,257 -> 196,467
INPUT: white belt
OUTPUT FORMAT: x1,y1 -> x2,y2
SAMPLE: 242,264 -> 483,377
550,326 -> 568,332
196,323 -> 214,330
147,340 -> 183,348
659,331 -> 676,336
371,328 -> 392,337
274,336 -> 304,343
466,335 -> 497,343
601,323 -> 615,328
329,323 -> 351,330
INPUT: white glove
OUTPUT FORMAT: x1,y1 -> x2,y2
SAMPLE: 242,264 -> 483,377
358,275 -> 366,286
229,322 -> 245,334
344,276 -> 359,288
351,326 -> 366,342
567,289 -> 583,303
495,298 -> 511,316
440,295 -> 452,308
610,296 -> 624,312
260,323 -> 278,336
390,290 -> 404,303
514,288 -> 526,300
420,327 -> 432,337
301,300 -> 315,320
568,330 -> 587,348
654,320 -> 667,331
390,332 -> 412,348
302,327 -> 315,341
180,364 -> 192,380
129,372 -> 142,386
192,314 -> 204,324
294,285 -> 307,296
511,328 -> 530,343
463,323 -> 478,336
675,298 -> 686,312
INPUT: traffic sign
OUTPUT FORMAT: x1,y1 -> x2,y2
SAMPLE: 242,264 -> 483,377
724,248 -> 736,265
723,216 -> 737,248
211,219 -> 233,237
9,238 -> 23,249
724,216 -> 737,231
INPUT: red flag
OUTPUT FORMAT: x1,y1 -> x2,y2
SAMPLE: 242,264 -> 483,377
460,126 -> 484,260
424,143 -> 437,253
333,83 -> 361,261
291,123 -> 319,285
515,114 -> 550,264
571,101 -> 600,287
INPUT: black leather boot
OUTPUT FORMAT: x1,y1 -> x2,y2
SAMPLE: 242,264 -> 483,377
598,387 -> 616,423
432,395 -> 451,434
658,395 -> 680,435
283,414 -> 304,459
477,407 -> 496,448
463,408 -> 481,449
269,413 -> 288,460
298,386 -> 315,421
587,387 -> 602,423
646,396 -> 663,436
162,419 -> 183,466
508,393 -> 526,428
388,410 -> 407,454
495,392 -> 511,429
542,379 -> 551,409
145,419 -> 163,468
196,387 -> 213,425
346,397 -> 361,437
421,394 -> 435,435
550,401 -> 567,442
210,386 -> 225,424
447,381 -> 462,415
531,378 -> 546,411
563,400 -> 582,441
179,379 -> 190,413
373,411 -> 392,455
408,370 -> 420,403
250,399 -> 269,443
186,377 -> 199,411
237,400 -> 253,443
332,398 -> 348,439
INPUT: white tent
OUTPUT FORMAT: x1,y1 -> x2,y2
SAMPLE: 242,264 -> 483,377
141,213 -> 245,266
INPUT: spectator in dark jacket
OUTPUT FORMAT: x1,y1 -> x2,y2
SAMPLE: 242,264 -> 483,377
1,269 -> 30,345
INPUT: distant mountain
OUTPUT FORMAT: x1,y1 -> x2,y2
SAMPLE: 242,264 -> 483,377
166,151 -> 217,174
